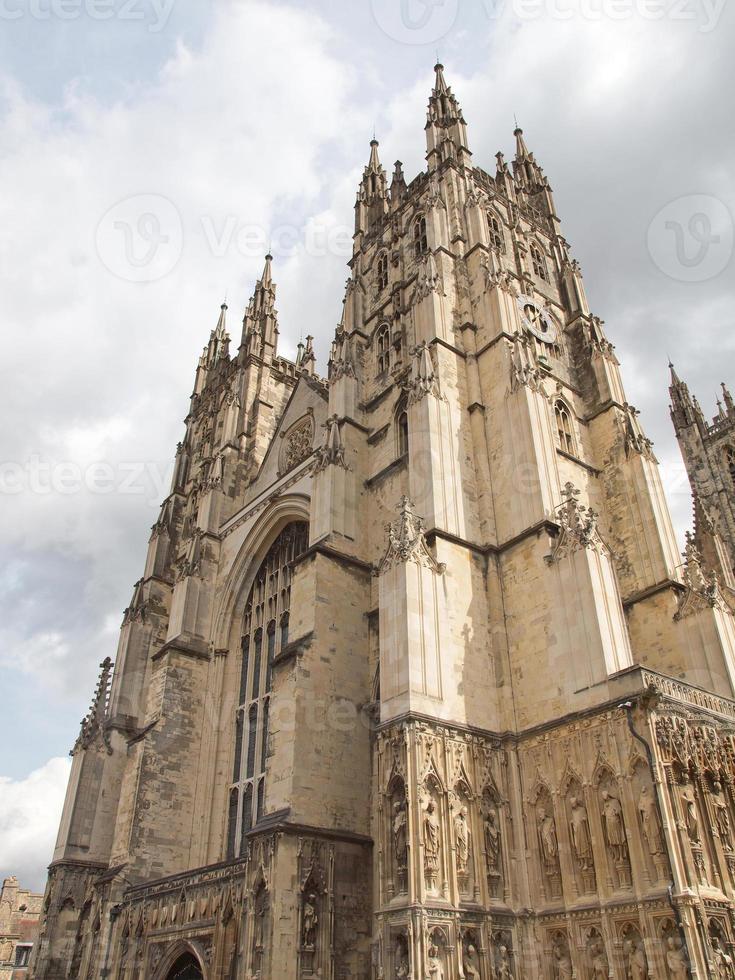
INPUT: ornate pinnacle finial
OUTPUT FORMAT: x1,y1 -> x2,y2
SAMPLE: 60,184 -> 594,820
377,497 -> 445,576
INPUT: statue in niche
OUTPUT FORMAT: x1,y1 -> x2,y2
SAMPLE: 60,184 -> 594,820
496,942 -> 514,980
569,795 -> 594,870
623,935 -> 649,980
587,932 -> 608,980
664,935 -> 689,980
538,806 -> 559,869
484,806 -> 501,875
552,936 -> 573,980
394,935 -> 410,980
302,892 -> 318,949
427,944 -> 445,980
638,785 -> 664,855
681,784 -> 700,844
601,790 -> 628,862
463,940 -> 481,980
393,799 -> 408,872
454,805 -> 471,875
711,782 -> 733,851
423,799 -> 441,886
711,936 -> 735,979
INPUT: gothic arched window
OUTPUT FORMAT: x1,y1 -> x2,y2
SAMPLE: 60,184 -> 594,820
413,215 -> 428,258
396,399 -> 409,458
377,251 -> 389,292
487,212 -> 504,251
727,447 -> 735,488
376,323 -> 391,376
531,242 -> 548,282
555,401 -> 575,455
227,521 -> 308,858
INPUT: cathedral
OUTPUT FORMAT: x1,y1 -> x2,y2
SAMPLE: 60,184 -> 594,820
31,65 -> 735,980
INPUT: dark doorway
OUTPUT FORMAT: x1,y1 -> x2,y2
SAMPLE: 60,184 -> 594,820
167,952 -> 203,980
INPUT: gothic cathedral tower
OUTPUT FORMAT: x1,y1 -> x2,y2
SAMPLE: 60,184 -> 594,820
33,66 -> 735,980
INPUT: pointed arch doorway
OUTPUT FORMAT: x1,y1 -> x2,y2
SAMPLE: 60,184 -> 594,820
166,952 -> 203,980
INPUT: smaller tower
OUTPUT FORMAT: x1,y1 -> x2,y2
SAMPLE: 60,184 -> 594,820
355,138 -> 389,241
425,63 -> 471,171
670,364 -> 735,574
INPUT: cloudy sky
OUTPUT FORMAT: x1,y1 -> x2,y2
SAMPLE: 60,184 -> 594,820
0,0 -> 733,891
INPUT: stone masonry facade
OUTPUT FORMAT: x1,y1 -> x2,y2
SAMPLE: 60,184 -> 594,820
31,66 -> 735,980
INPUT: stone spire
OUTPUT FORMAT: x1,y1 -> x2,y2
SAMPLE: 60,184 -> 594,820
241,254 -> 279,360
425,62 -> 471,171
669,362 -> 700,433
355,138 -> 389,237
722,382 -> 735,418
512,125 -> 556,216
390,160 -> 407,209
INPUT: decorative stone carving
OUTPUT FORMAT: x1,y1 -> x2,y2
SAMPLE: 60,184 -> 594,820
548,483 -> 608,564
599,785 -> 631,885
314,415 -> 348,472
681,783 -> 701,844
664,934 -> 689,980
483,804 -> 501,878
711,935 -> 735,979
176,527 -> 203,582
394,933 -> 410,979
416,252 -> 443,300
406,342 -> 440,404
618,402 -> 656,461
675,532 -> 726,620
463,934 -> 481,980
494,934 -> 514,980
279,416 -> 314,473
377,496 -> 446,576
510,334 -> 544,393
73,657 -> 114,755
392,789 -> 408,894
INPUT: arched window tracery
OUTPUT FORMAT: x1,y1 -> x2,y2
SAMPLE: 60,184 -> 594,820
413,215 -> 428,258
530,241 -> 548,282
487,211 -> 504,251
227,520 -> 308,858
555,400 -> 575,455
396,398 -> 409,459
726,446 -> 735,488
376,323 -> 391,376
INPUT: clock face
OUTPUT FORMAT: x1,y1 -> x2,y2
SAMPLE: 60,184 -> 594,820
517,295 -> 558,344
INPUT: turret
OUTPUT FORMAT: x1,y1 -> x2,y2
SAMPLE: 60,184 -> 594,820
425,63 -> 471,171
669,361 -> 704,434
240,254 -> 279,361
354,138 -> 389,240
512,125 -> 556,217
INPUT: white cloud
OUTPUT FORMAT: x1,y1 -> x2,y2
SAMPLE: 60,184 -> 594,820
0,757 -> 71,893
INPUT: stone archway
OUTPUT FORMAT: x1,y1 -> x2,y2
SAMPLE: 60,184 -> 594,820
166,952 -> 203,980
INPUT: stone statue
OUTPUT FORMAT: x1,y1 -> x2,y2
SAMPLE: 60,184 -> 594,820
427,944 -> 444,980
681,784 -> 700,844
395,941 -> 409,980
552,937 -> 573,980
665,936 -> 689,980
711,782 -> 733,850
538,806 -> 559,869
638,785 -> 663,855
588,935 -> 608,980
423,800 -> 441,882
302,893 -> 318,949
624,937 -> 649,980
601,790 -> 628,862
463,942 -> 481,980
484,807 -> 501,875
497,943 -> 514,980
393,800 -> 408,870
454,805 -> 471,875
569,796 -> 594,870
711,937 -> 734,979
